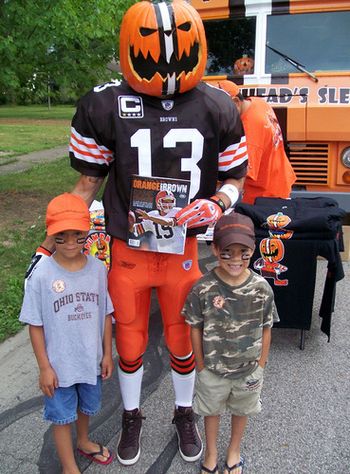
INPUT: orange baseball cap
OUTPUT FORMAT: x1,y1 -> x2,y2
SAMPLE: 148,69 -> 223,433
46,193 -> 90,236
216,80 -> 240,98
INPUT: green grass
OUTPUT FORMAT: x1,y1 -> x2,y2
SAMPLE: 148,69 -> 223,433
0,105 -> 106,342
0,158 -> 80,342
0,105 -> 80,341
0,123 -> 70,162
0,105 -> 75,120
0,156 -> 78,192
0,105 -> 74,164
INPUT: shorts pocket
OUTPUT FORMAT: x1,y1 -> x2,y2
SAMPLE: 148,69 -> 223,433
244,365 -> 264,392
196,367 -> 207,376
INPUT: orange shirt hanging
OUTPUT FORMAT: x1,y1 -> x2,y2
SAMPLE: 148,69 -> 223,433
240,98 -> 296,204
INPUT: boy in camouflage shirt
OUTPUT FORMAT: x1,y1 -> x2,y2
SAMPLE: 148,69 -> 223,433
183,212 -> 279,474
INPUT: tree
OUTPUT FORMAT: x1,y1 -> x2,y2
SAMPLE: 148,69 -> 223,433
0,0 -> 136,104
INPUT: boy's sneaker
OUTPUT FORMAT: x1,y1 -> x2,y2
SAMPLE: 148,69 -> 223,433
117,408 -> 145,465
172,406 -> 203,462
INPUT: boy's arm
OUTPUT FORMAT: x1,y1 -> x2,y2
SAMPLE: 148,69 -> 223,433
136,209 -> 176,227
190,326 -> 205,372
101,315 -> 114,380
29,325 -> 58,397
258,326 -> 272,368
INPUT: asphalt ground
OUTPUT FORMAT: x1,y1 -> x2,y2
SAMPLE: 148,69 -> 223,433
0,243 -> 349,474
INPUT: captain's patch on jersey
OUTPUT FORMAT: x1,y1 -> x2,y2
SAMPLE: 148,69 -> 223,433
118,95 -> 144,118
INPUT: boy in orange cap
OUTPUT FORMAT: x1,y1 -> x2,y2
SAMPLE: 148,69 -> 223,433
20,193 -> 114,472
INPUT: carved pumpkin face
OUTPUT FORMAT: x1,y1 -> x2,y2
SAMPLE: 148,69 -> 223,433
260,238 -> 284,262
119,0 -> 207,97
266,212 -> 291,229
234,55 -> 254,75
266,212 -> 293,239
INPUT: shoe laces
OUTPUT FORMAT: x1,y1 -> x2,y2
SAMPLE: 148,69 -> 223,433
172,408 -> 198,445
119,410 -> 145,448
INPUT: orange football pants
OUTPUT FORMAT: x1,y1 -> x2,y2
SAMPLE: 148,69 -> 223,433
108,238 -> 202,363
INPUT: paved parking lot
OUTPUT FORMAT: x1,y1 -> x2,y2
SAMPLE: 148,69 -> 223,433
0,245 -> 349,473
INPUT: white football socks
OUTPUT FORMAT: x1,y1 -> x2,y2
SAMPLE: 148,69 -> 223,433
171,369 -> 195,408
117,364 -> 144,411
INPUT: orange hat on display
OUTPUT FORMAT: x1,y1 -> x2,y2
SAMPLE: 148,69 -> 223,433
46,193 -> 90,236
216,80 -> 240,98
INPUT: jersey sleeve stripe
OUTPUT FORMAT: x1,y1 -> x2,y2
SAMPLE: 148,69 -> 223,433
219,155 -> 248,172
219,145 -> 248,162
219,146 -> 248,165
219,136 -> 247,157
219,144 -> 247,159
69,143 -> 112,165
70,127 -> 114,165
218,137 -> 248,171
71,127 -> 113,153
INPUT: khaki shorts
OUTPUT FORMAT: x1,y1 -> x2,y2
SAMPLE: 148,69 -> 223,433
193,365 -> 264,417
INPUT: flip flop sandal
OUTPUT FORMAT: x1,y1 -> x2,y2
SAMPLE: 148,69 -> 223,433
200,462 -> 219,474
77,443 -> 114,465
224,456 -> 245,474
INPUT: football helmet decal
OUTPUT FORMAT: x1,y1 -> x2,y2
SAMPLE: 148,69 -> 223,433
156,190 -> 176,212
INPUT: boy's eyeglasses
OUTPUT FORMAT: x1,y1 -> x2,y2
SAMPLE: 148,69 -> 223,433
219,251 -> 251,261
54,236 -> 86,245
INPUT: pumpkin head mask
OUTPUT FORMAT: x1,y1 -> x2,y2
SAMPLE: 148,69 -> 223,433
119,0 -> 207,98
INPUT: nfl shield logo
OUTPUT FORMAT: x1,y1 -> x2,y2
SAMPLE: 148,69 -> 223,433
161,100 -> 174,111
182,260 -> 193,271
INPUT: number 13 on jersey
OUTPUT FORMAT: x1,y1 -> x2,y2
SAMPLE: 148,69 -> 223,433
131,128 -> 204,199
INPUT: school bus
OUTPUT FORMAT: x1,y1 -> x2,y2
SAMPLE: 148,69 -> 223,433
190,0 -> 350,214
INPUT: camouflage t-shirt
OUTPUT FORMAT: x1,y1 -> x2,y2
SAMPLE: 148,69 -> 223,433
183,268 -> 279,379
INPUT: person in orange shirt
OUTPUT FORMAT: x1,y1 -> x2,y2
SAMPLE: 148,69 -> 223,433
217,81 -> 296,205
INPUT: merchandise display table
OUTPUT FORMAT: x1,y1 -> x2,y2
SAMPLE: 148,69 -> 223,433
236,197 -> 345,349
249,238 -> 344,348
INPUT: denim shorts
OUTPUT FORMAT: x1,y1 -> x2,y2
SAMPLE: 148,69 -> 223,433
193,366 -> 264,417
44,377 -> 102,425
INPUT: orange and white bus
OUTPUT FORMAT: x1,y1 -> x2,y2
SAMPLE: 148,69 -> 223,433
190,0 -> 350,213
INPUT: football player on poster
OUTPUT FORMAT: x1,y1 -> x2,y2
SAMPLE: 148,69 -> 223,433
130,190 -> 185,254
25,0 -> 248,467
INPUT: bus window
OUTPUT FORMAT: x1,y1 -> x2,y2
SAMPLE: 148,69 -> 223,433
266,11 -> 350,74
204,17 -> 256,76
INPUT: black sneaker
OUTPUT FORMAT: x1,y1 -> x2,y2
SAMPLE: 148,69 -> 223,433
172,406 -> 203,462
117,408 -> 145,465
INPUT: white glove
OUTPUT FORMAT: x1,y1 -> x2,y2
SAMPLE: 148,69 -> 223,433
175,199 -> 222,229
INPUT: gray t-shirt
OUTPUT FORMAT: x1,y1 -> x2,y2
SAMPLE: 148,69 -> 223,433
20,255 -> 114,387
183,268 -> 279,378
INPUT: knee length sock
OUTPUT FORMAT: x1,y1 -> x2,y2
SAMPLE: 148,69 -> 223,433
170,352 -> 196,407
117,363 -> 144,411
